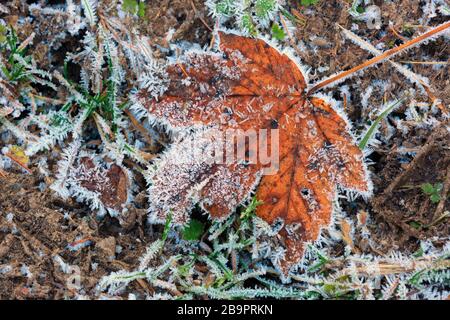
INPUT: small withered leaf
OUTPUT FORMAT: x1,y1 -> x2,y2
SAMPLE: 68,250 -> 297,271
137,32 -> 370,274
74,157 -> 128,213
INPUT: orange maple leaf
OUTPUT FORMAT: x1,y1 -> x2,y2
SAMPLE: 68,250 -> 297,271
135,32 -> 370,273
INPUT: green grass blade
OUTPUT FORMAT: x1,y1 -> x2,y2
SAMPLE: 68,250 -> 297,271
358,98 -> 404,150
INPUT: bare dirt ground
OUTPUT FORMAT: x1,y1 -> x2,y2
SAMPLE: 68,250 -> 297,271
0,0 -> 449,299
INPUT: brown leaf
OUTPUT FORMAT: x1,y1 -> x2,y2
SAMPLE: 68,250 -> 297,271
137,32 -> 370,273
71,157 -> 129,214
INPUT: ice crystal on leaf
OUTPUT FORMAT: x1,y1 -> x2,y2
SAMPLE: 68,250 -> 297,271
135,31 -> 371,274
66,156 -> 130,217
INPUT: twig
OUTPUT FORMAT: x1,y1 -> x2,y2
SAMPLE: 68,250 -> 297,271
307,21 -> 450,95
421,84 -> 448,115
5,152 -> 32,174
208,19 -> 220,51
290,9 -> 307,28
340,219 -> 360,254
340,259 -> 450,277
383,123 -> 448,195
335,24 -> 448,112
343,93 -> 348,111
17,32 -> 35,52
30,93 -> 65,105
124,108 -> 163,147
190,0 -> 213,32
279,13 -> 305,59
400,60 -> 449,65
68,237 -> 93,250
389,25 -> 408,42
176,63 -> 189,78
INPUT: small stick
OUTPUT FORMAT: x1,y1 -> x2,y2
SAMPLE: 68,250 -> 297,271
279,13 -> 305,59
389,25 -> 408,42
421,83 -> 448,115
208,19 -> 220,51
124,108 -> 165,147
341,259 -> 450,277
343,93 -> 348,111
28,92 -> 37,114
383,123 -> 448,195
400,60 -> 449,65
17,32 -> 35,52
177,63 -> 189,78
334,23 -> 448,114
307,21 -> 450,95
340,219 -> 359,254
5,152 -> 32,174
68,237 -> 93,250
290,9 -> 307,28
190,0 -> 213,32
99,15 -> 143,54
92,112 -> 114,141
231,250 -> 238,274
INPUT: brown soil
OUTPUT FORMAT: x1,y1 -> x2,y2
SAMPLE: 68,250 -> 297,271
0,172 -> 156,299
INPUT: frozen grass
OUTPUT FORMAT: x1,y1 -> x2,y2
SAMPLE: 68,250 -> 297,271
98,199 -> 450,300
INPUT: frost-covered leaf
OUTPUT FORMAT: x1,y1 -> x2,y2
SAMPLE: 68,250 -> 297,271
67,156 -> 129,216
135,32 -> 370,274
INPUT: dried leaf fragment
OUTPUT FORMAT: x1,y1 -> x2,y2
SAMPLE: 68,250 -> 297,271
68,156 -> 129,216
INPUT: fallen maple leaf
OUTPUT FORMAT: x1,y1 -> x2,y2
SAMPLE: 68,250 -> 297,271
135,32 -> 371,273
